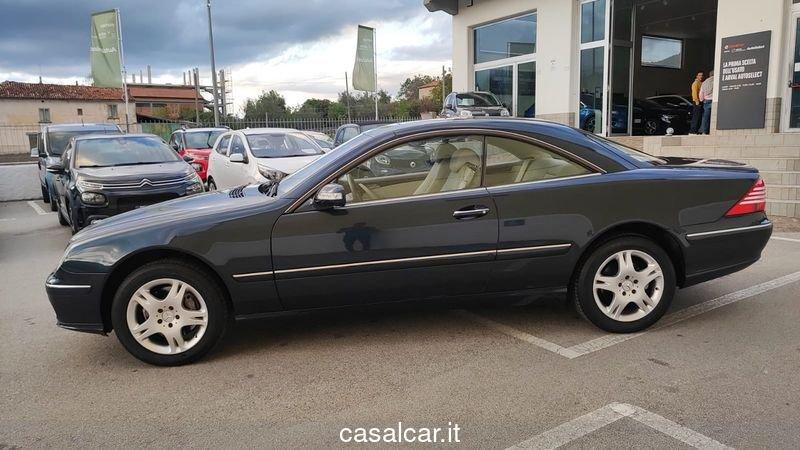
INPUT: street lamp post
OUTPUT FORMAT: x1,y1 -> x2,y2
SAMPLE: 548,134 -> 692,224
206,0 -> 220,126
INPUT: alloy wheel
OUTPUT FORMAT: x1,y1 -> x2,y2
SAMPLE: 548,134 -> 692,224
126,278 -> 209,355
592,249 -> 664,322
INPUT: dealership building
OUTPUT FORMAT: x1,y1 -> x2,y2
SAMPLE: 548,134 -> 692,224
425,0 -> 800,217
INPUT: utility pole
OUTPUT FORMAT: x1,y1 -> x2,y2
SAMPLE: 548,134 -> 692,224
344,72 -> 352,122
206,0 -> 220,126
442,65 -> 447,109
219,69 -> 227,117
193,68 -> 200,124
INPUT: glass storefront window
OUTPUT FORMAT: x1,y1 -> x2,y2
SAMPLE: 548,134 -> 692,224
580,47 -> 604,134
581,0 -> 606,44
517,62 -> 536,117
475,66 -> 513,110
474,13 -> 537,64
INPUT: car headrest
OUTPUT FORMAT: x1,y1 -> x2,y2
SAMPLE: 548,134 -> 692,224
449,148 -> 481,173
434,142 -> 458,161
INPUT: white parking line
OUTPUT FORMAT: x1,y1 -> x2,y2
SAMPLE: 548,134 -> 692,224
507,402 -> 732,449
464,270 -> 800,359
771,236 -> 800,244
27,200 -> 51,215
0,218 -> 16,222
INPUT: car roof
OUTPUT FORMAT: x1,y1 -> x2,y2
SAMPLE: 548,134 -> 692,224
235,128 -> 300,135
178,127 -> 229,133
43,123 -> 120,132
73,133 -> 161,141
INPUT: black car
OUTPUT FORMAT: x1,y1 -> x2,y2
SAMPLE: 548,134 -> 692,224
48,134 -> 204,233
334,122 -> 430,176
635,98 -> 690,135
440,91 -> 511,118
45,119 -> 771,366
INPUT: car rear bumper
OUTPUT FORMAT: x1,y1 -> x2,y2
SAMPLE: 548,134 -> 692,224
45,270 -> 108,334
682,219 -> 772,287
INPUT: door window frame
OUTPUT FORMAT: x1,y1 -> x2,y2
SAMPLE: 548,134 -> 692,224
472,11 -> 538,117
578,0 -> 611,136
783,4 -> 800,132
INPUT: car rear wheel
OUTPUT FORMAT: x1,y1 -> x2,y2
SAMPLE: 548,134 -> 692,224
111,260 -> 228,366
570,236 -> 675,333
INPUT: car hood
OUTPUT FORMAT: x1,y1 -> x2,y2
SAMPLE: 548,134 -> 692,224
77,161 -> 193,183
255,155 -> 320,174
70,185 -> 277,245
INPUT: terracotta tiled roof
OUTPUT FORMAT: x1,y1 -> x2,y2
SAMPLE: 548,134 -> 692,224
0,80 -> 123,101
129,85 -> 198,101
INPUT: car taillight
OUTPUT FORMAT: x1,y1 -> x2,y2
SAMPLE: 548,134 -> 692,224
725,177 -> 766,217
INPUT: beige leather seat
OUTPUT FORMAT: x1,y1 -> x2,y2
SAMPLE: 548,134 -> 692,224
516,154 -> 579,183
414,144 -> 481,195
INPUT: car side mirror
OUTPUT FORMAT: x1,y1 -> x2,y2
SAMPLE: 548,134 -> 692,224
313,183 -> 346,209
30,147 -> 39,158
182,155 -> 194,163
229,153 -> 246,163
46,158 -> 64,173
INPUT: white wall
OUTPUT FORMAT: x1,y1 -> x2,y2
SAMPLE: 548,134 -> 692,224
0,163 -> 39,201
451,0 -> 577,118
0,99 -> 125,125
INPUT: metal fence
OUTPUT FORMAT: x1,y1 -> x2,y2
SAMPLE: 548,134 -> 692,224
0,116 -> 422,156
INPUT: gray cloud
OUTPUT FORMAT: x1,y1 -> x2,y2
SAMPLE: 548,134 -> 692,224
0,0 -> 435,78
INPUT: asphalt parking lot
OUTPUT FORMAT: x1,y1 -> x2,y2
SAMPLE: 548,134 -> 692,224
2,199 -> 800,448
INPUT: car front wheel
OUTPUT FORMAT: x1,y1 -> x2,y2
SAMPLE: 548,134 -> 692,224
570,236 -> 675,333
207,178 -> 217,191
111,260 -> 228,366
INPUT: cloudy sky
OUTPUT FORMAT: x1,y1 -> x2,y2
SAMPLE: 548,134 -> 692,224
0,0 -> 452,113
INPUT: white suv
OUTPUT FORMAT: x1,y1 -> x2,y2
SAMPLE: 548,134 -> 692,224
206,128 -> 325,190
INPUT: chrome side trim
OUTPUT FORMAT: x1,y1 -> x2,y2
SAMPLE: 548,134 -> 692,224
45,283 -> 91,289
232,271 -> 275,279
487,173 -> 602,191
274,249 -> 497,275
497,243 -> 572,253
685,222 -> 772,239
232,243 -> 573,279
338,188 -> 487,209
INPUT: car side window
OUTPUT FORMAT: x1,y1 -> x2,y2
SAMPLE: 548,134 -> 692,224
230,135 -> 246,157
62,144 -> 72,169
335,135 -> 483,204
483,136 -> 591,187
341,126 -> 359,143
169,133 -> 182,151
216,135 -> 231,156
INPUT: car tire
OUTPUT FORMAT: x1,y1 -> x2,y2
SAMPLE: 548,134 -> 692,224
111,259 -> 229,366
48,192 -> 58,211
570,236 -> 675,333
207,178 -> 217,191
57,202 -> 69,226
69,206 -> 81,234
644,120 -> 660,136
41,185 -> 50,203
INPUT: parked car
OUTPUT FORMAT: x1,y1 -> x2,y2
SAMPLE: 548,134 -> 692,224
302,130 -> 335,151
334,122 -> 431,176
45,118 -> 771,365
579,96 -> 689,136
206,128 -> 325,190
168,127 -> 228,181
440,91 -> 511,118
30,123 -> 122,211
48,134 -> 204,233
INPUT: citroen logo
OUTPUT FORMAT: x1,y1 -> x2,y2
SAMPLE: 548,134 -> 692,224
140,178 -> 152,187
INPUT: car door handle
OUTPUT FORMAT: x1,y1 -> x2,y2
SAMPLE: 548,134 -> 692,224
453,206 -> 490,219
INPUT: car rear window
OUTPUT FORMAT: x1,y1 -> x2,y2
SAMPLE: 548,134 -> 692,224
246,132 -> 324,158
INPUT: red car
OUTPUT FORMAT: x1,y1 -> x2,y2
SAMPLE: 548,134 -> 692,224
168,127 -> 228,181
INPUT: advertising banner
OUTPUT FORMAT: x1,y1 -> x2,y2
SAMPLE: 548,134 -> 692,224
717,31 -> 771,130
352,25 -> 376,92
90,9 -> 123,88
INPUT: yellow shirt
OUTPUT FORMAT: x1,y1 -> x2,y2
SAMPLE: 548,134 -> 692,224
691,80 -> 702,105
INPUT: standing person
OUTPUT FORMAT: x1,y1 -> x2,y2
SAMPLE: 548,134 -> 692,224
699,70 -> 715,135
689,71 -> 704,134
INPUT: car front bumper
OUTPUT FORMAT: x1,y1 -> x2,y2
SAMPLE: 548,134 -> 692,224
74,187 -> 189,228
45,270 -> 108,334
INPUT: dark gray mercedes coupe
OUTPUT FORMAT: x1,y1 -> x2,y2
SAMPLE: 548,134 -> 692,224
45,119 -> 772,365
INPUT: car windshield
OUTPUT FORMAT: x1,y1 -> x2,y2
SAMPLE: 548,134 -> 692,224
456,93 -> 500,107
276,131 -> 374,196
75,136 -> 181,168
184,130 -> 225,149
47,128 -> 119,155
312,137 -> 333,149
246,132 -> 324,158
589,134 -> 667,165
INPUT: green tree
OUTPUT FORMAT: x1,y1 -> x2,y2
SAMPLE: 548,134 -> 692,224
397,74 -> 436,101
242,90 -> 289,120
429,72 -> 453,108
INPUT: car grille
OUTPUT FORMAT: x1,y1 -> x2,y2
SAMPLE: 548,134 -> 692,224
97,176 -> 187,190
116,194 -> 180,212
